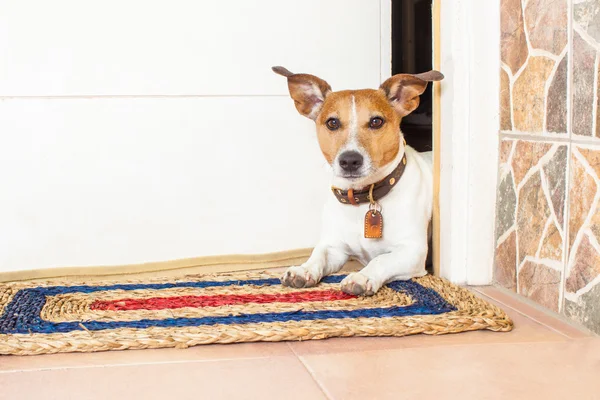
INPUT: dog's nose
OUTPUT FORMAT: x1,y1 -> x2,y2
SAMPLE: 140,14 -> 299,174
338,151 -> 364,173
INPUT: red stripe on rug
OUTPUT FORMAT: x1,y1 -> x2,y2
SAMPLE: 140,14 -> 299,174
90,290 -> 355,311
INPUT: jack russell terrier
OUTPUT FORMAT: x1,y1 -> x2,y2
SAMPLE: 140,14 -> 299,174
273,66 -> 444,296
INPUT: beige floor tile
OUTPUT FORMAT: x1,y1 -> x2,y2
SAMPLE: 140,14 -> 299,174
474,286 -> 592,338
0,356 -> 326,400
0,341 -> 293,372
289,290 -> 568,356
299,339 -> 600,400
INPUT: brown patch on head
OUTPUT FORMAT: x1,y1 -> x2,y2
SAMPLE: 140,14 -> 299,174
314,90 -> 401,168
354,90 -> 402,167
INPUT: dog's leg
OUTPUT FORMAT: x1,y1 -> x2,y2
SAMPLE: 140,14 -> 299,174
341,243 -> 427,295
281,245 -> 348,288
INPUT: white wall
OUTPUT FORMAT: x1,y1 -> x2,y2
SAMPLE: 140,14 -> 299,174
0,0 -> 389,272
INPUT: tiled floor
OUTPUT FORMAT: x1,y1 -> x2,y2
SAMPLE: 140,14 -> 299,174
0,286 -> 598,400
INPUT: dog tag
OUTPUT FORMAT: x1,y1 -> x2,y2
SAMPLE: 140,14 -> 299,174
364,210 -> 383,239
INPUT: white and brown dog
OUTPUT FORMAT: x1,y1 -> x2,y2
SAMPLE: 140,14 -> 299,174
273,66 -> 444,296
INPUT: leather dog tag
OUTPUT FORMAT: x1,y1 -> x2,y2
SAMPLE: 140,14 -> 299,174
364,210 -> 383,239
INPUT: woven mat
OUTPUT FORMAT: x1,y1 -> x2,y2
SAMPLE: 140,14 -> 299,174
0,272 -> 513,356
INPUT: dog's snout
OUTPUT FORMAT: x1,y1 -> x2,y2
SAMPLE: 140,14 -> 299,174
338,151 -> 364,173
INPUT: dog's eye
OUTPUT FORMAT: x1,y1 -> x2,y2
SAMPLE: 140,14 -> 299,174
326,118 -> 341,131
369,117 -> 385,129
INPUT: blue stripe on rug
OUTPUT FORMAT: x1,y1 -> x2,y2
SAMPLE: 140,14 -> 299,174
0,277 -> 456,335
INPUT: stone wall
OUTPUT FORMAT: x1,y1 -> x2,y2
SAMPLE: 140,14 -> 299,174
496,0 -> 600,334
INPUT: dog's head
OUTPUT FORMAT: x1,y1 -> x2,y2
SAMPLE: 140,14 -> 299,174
273,66 -> 443,188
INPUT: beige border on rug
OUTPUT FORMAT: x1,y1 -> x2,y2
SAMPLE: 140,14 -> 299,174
0,272 -> 514,356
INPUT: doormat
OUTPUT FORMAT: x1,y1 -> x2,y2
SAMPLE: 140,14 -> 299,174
0,272 -> 513,355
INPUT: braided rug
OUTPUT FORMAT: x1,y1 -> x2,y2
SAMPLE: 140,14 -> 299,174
0,272 -> 513,355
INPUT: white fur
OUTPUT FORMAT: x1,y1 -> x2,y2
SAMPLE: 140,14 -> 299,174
301,82 -> 327,120
349,95 -> 358,137
331,95 -> 372,181
282,145 -> 433,295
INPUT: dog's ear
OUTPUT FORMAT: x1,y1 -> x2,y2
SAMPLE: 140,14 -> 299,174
272,66 -> 332,120
379,71 -> 444,117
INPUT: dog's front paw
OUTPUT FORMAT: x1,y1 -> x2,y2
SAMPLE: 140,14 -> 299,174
340,273 -> 379,296
281,266 -> 319,288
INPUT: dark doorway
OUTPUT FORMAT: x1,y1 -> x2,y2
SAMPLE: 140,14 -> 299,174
392,0 -> 433,153
392,0 -> 434,271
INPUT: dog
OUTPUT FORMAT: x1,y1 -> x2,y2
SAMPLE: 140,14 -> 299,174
273,66 -> 444,296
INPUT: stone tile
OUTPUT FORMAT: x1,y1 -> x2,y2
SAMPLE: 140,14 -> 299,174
569,151 -> 597,249
566,234 -> 600,293
495,172 -> 517,241
578,147 -> 600,179
499,139 -> 515,165
574,0 -> 600,44
539,220 -> 563,261
597,66 -> 600,138
512,141 -> 552,187
565,283 -> 600,334
500,68 -> 512,131
494,231 -> 517,291
590,206 -> 600,240
546,53 -> 568,133
517,172 -> 551,264
518,260 -> 561,312
573,32 -> 597,137
501,0 -> 529,74
542,145 -> 568,226
513,56 -> 556,132
524,0 -> 568,55
577,147 -> 600,245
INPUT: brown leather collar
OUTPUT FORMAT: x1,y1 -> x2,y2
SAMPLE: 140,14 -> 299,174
331,154 -> 407,205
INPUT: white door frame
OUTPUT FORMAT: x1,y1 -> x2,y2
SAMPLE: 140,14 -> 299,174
437,0 -> 501,285
380,0 -> 501,285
